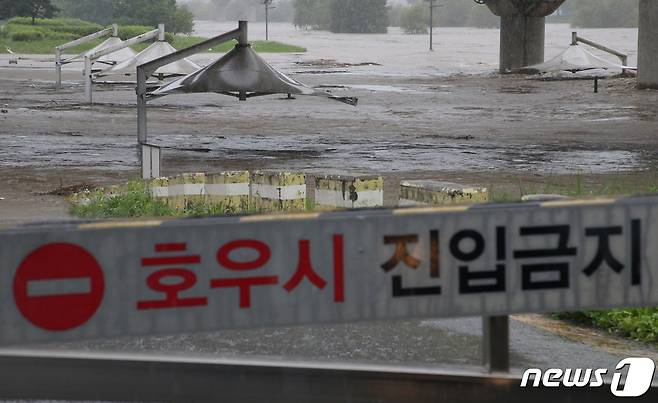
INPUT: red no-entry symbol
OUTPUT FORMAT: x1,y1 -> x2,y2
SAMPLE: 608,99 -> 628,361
13,243 -> 105,331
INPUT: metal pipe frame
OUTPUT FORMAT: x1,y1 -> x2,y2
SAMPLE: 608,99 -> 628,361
1,349 -> 652,403
85,24 -> 165,104
136,21 -> 247,146
572,31 -> 629,67
55,24 -> 117,90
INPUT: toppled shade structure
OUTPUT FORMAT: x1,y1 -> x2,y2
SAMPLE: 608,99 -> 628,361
522,44 -> 626,75
98,41 -> 200,78
150,44 -> 358,106
66,36 -> 136,65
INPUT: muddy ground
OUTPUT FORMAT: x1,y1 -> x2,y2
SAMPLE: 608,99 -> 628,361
2,67 -> 658,224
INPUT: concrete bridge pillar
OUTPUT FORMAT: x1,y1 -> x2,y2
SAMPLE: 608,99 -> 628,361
638,0 -> 658,89
484,0 -> 565,73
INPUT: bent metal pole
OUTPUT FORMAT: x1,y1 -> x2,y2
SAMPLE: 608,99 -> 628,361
136,21 -> 247,145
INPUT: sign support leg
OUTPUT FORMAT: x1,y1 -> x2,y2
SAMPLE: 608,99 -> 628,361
482,315 -> 510,373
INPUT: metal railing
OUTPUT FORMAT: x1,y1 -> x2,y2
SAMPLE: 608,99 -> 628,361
0,349 -> 652,402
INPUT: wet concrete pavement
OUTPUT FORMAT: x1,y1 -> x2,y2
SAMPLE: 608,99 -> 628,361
31,314 -> 656,376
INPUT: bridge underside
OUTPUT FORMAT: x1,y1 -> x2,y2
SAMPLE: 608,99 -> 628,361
638,0 -> 658,89
485,0 -> 565,73
484,0 -> 658,88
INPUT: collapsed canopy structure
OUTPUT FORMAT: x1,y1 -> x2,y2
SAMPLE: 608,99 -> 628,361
150,44 -> 357,105
66,36 -> 136,65
97,41 -> 199,78
523,44 -> 625,74
137,21 -> 358,178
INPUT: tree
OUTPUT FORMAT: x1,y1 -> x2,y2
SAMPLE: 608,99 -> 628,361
400,4 -> 427,34
0,0 -> 15,19
54,0 -> 195,34
269,0 -> 295,23
53,0 -> 114,25
395,0 -> 498,30
329,0 -> 388,34
1,0 -> 59,24
293,0 -> 330,30
169,5 -> 195,34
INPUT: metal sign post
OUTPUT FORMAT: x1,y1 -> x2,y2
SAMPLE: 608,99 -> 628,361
482,316 -> 510,373
141,143 -> 161,179
425,1 -> 443,51
263,0 -> 274,41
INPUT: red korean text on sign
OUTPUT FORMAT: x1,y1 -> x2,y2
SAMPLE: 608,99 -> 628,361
13,243 -> 105,331
138,243 -> 208,310
211,240 -> 278,308
211,235 -> 345,308
283,235 -> 345,302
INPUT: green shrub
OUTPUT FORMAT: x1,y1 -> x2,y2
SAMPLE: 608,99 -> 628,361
7,17 -> 100,29
7,26 -> 45,41
4,17 -> 103,41
556,308 -> 658,344
70,180 -> 245,219
400,5 -> 427,34
71,181 -> 174,219
49,25 -> 104,37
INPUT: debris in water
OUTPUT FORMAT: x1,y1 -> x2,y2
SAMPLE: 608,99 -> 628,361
40,184 -> 94,196
295,70 -> 350,75
295,59 -> 381,68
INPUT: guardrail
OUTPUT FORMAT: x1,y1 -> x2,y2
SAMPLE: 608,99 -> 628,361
0,350 -> 654,402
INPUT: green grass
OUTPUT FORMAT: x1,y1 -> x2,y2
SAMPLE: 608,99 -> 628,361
554,309 -> 658,345
160,36 -> 306,53
71,181 -> 175,219
0,16 -> 305,54
70,180 -> 265,219
0,36 -> 306,54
